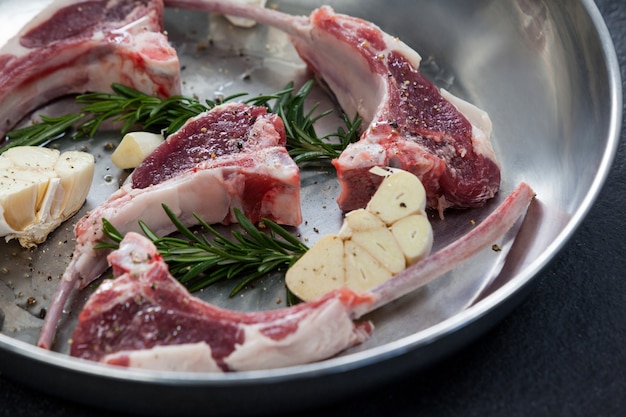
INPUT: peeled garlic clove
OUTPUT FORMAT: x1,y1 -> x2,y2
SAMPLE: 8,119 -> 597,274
391,214 -> 433,265
285,235 -> 345,302
366,169 -> 427,225
111,131 -> 164,169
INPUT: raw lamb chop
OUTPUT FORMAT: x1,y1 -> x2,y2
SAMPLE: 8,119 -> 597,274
38,102 -> 302,349
0,0 -> 180,139
164,2 -> 501,213
70,232 -> 375,372
70,181 -> 534,372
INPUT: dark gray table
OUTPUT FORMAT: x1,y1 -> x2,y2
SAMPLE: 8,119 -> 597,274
1,1 -> 624,416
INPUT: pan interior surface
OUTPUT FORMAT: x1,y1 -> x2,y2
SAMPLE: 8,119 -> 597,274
0,0 -> 620,415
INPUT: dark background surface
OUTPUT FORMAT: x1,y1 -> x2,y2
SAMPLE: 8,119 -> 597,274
1,0 -> 624,416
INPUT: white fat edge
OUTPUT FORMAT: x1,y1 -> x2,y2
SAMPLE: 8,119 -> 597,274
132,31 -> 181,77
57,29 -> 178,101
0,0 -> 99,59
258,181 -> 300,225
89,169 -> 232,242
0,39 -> 22,57
322,23 -> 422,127
0,45 -> 91,130
335,141 -> 387,167
224,299 -> 360,371
253,146 -> 300,182
17,0 -> 78,31
0,0 -> 61,55
380,31 -> 422,68
294,27 -> 385,127
205,148 -> 301,225
440,88 -> 498,163
111,19 -> 180,68
245,114 -> 286,151
81,40 -> 177,97
254,148 -> 302,225
101,342 -> 223,373
93,273 -> 139,300
0,43 -> 98,126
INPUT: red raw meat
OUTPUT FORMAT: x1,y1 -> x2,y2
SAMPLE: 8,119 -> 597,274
164,2 -> 501,213
131,103 -> 284,189
299,7 -> 501,212
71,182 -> 534,371
38,102 -> 302,349
70,232 -> 374,372
0,0 -> 180,138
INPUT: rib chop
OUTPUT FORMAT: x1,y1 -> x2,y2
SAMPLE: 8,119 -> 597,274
163,2 -> 501,213
0,0 -> 180,139
70,232 -> 374,372
38,102 -> 302,349
70,182 -> 534,372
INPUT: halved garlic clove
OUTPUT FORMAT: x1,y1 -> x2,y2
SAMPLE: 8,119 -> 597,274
0,146 -> 95,247
55,151 -> 97,218
286,168 -> 434,302
366,168 -> 427,225
285,235 -> 345,302
344,240 -> 394,292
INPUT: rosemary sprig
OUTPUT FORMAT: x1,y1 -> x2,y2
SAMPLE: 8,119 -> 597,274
269,80 -> 362,164
2,84 -> 247,152
97,205 -> 309,297
1,81 -> 361,160
2,113 -> 85,149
